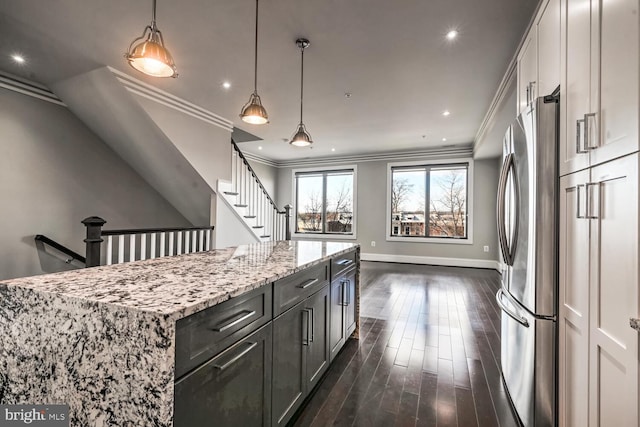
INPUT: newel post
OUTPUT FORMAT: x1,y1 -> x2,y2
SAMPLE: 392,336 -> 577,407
284,204 -> 293,241
82,216 -> 106,268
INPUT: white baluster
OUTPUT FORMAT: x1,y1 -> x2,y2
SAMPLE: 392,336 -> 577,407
106,235 -> 113,266
129,234 -> 136,262
118,235 -> 125,264
140,233 -> 147,260
177,231 -> 182,255
160,232 -> 166,257
150,233 -> 156,259
184,231 -> 190,254
198,230 -> 204,251
192,230 -> 197,252
205,229 -> 211,251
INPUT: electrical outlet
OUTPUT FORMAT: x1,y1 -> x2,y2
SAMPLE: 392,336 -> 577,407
483,245 -> 490,252
371,241 -> 376,247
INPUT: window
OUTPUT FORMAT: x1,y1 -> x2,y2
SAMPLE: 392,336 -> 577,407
388,161 -> 471,242
294,168 -> 356,236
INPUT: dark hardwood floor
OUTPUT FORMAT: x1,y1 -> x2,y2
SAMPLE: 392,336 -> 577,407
291,261 -> 519,427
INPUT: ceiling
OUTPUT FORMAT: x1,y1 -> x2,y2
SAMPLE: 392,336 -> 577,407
0,0 -> 537,161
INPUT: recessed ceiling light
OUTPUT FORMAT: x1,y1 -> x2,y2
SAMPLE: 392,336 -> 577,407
258,146 -> 263,150
442,138 -> 447,142
331,148 -> 336,152
11,54 -> 25,64
442,110 -> 451,117
446,30 -> 458,40
222,81 -> 231,89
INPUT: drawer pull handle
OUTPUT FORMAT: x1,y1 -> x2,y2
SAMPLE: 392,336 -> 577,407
298,278 -> 319,289
336,259 -> 354,266
211,310 -> 256,332
213,341 -> 258,371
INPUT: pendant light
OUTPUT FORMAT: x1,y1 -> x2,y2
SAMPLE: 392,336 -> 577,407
125,0 -> 177,78
290,38 -> 312,147
240,0 -> 269,125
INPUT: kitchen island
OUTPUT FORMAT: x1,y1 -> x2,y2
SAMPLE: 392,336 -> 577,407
0,240 -> 360,426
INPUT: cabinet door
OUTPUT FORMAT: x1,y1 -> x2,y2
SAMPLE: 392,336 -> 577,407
304,286 -> 330,391
537,0 -> 560,96
558,170 -> 591,427
518,31 -> 538,114
344,269 -> 357,338
174,323 -> 272,427
559,0 -> 592,176
588,155 -> 639,426
588,0 -> 639,167
272,305 -> 306,427
329,278 -> 346,362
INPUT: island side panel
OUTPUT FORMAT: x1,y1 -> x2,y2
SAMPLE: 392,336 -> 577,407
353,246 -> 361,340
0,285 -> 176,427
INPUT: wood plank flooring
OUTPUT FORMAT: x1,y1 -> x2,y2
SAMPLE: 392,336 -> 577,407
291,261 -> 518,427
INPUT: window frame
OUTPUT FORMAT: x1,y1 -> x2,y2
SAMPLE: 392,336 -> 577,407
385,158 -> 474,245
291,165 -> 358,240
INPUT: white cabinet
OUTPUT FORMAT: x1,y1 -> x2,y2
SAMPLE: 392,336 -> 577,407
518,32 -> 538,114
537,0 -> 561,97
559,169 -> 590,427
558,154 -> 639,427
559,0 -> 639,176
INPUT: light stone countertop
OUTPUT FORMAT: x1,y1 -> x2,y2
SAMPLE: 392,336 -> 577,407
0,240 -> 358,426
0,240 -> 358,320
630,318 -> 640,331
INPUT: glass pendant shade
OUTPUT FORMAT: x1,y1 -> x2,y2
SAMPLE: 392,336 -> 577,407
290,123 -> 312,147
240,92 -> 269,124
125,0 -> 177,78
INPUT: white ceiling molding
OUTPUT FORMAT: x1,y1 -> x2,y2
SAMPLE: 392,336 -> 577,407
109,67 -> 234,133
243,145 -> 474,169
473,0 -> 544,152
0,71 -> 65,106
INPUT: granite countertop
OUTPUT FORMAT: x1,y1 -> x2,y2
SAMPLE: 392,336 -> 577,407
630,318 -> 640,331
0,240 -> 358,321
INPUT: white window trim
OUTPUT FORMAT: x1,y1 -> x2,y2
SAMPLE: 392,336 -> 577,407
291,164 -> 358,240
385,158 -> 474,245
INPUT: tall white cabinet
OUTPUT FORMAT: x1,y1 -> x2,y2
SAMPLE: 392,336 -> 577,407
556,0 -> 640,424
515,0 -> 639,424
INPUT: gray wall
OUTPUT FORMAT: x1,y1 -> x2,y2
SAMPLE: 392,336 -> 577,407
0,88 -> 191,280
277,156 -> 500,265
247,159 -> 279,204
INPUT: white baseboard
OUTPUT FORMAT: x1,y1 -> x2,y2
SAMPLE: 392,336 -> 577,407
360,252 -> 501,271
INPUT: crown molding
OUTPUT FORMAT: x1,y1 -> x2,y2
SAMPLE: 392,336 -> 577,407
0,71 -> 65,106
241,145 -> 474,169
108,67 -> 234,133
474,0 -> 544,152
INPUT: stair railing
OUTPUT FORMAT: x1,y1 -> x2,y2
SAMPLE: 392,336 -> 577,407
230,139 -> 291,241
82,217 -> 215,267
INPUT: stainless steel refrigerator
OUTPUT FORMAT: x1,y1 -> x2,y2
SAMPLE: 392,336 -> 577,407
496,91 -> 559,427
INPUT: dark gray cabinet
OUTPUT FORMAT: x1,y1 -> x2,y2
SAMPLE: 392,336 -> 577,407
272,285 -> 330,427
329,267 -> 357,361
174,323 -> 272,427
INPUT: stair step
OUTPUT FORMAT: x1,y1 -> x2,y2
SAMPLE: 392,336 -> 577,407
260,235 -> 271,238
244,215 -> 256,219
224,191 -> 239,196
252,225 -> 264,229
234,204 -> 248,208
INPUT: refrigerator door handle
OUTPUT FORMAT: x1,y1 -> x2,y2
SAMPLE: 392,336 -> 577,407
496,288 -> 530,328
497,153 -> 518,266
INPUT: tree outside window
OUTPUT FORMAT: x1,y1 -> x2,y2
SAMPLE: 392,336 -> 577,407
390,163 -> 468,239
296,169 -> 355,235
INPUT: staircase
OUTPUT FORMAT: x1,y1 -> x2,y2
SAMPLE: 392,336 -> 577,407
217,140 -> 291,242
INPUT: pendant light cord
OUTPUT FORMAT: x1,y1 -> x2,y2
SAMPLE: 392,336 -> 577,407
299,47 -> 304,124
151,0 -> 157,30
254,0 -> 259,93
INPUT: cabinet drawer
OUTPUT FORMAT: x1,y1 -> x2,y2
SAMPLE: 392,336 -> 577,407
273,261 -> 329,316
331,250 -> 357,279
175,285 -> 272,378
